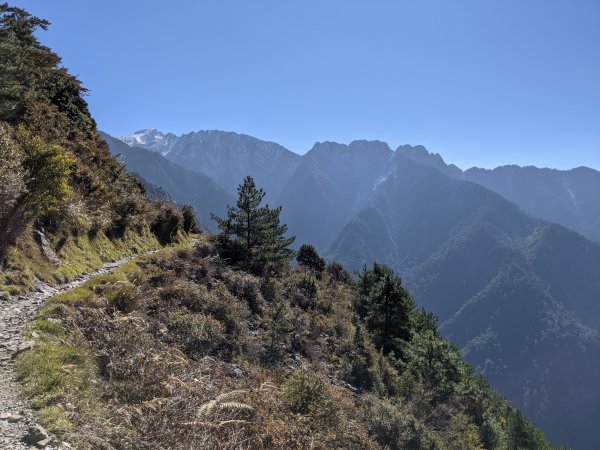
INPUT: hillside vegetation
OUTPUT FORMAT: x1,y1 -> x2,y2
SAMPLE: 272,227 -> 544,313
0,4 -> 190,296
18,176 -> 555,449
18,236 -> 555,449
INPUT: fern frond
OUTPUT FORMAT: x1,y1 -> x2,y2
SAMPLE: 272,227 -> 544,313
214,389 -> 249,403
217,402 -> 254,412
197,389 -> 253,419
197,400 -> 217,417
218,419 -> 251,426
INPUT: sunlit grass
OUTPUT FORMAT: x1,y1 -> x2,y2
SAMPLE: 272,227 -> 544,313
15,317 -> 101,437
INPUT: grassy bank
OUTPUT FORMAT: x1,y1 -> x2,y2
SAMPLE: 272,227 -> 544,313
0,228 -> 191,298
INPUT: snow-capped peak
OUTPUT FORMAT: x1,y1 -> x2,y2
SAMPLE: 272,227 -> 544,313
118,129 -> 178,155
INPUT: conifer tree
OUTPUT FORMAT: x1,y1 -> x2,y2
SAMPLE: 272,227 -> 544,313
357,263 -> 415,355
296,244 -> 326,276
212,176 -> 295,271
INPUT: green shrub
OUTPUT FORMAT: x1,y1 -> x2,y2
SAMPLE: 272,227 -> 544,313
44,201 -> 91,237
446,413 -> 484,450
161,280 -> 207,309
283,370 -> 338,423
360,395 -> 442,450
181,204 -> 199,233
151,202 -> 183,244
0,125 -> 73,250
296,275 -> 318,300
193,238 -> 217,258
107,283 -> 138,313
168,310 -> 225,356
161,282 -> 249,353
110,196 -> 145,238
222,269 -> 265,314
17,125 -> 73,219
260,277 -> 278,302
215,234 -> 250,266
506,410 -> 552,450
269,297 -> 294,353
404,330 -> 463,399
326,261 -> 353,284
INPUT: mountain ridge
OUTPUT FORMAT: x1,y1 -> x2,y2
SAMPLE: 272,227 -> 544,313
119,128 -> 301,201
117,128 -> 600,243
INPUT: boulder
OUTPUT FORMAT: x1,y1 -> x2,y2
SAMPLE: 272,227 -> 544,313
32,230 -> 60,266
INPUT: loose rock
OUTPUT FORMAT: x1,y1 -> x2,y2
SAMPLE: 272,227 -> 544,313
21,425 -> 49,445
0,413 -> 24,423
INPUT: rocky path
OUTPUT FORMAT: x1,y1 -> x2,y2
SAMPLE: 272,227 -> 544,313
0,254 -> 147,449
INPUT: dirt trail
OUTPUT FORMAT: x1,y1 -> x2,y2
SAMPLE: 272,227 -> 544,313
0,254 -> 146,449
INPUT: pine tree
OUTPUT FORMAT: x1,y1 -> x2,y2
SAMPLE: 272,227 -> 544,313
212,176 -> 295,272
357,263 -> 415,355
254,204 -> 295,269
296,244 -> 326,276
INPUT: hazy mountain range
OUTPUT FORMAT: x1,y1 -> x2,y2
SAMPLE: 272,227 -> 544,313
101,132 -> 233,229
106,128 -> 600,449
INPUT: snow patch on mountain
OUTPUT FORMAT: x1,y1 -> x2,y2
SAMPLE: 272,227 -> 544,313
119,129 -> 179,155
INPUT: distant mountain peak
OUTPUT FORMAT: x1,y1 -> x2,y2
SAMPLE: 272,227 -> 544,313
133,128 -> 163,135
119,129 -> 179,155
307,140 -> 392,158
395,144 -> 463,179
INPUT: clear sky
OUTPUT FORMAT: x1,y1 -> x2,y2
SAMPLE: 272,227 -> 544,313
14,0 -> 600,170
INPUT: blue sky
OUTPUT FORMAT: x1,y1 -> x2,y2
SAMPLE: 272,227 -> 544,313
15,0 -> 600,170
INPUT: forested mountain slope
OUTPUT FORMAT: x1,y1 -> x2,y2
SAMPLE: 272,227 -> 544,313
326,154 -> 600,449
18,236 -> 556,449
